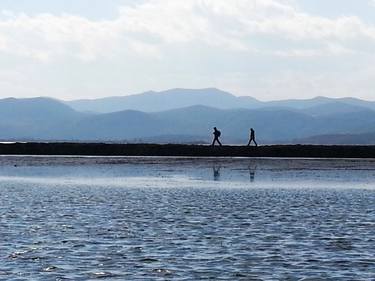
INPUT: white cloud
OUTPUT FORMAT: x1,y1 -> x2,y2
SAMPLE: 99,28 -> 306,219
0,1 -> 374,100
0,0 -> 374,62
0,12 -> 123,61
272,43 -> 356,58
118,0 -> 375,55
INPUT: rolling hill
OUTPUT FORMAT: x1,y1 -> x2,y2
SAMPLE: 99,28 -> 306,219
66,88 -> 262,113
2,92 -> 375,144
66,88 -> 375,114
293,132 -> 375,145
0,97 -> 88,140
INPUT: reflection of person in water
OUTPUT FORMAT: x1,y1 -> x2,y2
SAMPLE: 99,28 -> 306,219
247,128 -> 258,147
248,165 -> 256,182
212,127 -> 222,147
213,166 -> 221,181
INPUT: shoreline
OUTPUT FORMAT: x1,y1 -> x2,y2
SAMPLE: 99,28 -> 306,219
1,142 -> 375,158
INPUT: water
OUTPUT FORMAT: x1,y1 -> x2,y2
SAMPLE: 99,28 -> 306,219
0,156 -> 374,280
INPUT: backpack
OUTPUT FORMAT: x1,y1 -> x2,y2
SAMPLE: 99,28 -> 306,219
217,130 -> 221,137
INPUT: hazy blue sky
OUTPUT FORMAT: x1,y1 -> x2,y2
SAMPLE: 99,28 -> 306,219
0,0 -> 374,100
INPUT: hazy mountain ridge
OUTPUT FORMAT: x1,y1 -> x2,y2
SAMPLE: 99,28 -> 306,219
0,97 -> 89,139
66,88 -> 375,113
2,90 -> 375,144
67,88 -> 261,113
293,132 -> 375,145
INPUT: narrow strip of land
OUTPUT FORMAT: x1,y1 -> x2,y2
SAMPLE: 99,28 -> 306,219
1,142 -> 375,158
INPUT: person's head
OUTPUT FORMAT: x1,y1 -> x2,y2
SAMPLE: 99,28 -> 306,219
250,128 -> 254,131
214,127 -> 217,131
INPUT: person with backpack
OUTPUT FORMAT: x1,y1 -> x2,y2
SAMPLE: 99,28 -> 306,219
212,127 -> 222,146
247,128 -> 258,146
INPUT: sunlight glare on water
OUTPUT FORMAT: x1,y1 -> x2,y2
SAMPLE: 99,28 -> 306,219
0,156 -> 374,280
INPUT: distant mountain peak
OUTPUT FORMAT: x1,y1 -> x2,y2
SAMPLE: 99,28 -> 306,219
311,96 -> 331,101
67,88 -> 251,113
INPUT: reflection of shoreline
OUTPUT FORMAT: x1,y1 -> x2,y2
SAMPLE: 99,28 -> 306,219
0,142 -> 27,144
2,156 -> 375,188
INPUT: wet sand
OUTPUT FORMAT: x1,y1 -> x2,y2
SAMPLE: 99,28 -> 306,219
2,142 -> 375,158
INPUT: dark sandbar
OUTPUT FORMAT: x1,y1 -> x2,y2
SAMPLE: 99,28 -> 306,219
1,142 -> 375,158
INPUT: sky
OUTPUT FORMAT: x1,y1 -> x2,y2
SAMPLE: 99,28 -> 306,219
0,0 -> 374,101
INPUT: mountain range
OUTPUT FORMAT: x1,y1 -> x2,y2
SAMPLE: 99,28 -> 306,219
1,88 -> 375,144
66,88 -> 375,113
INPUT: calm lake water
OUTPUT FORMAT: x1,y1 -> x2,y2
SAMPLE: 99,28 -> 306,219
0,156 -> 374,280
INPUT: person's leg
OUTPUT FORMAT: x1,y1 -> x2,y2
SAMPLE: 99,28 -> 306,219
218,139 -> 222,146
212,138 -> 216,146
247,139 -> 251,146
254,139 -> 258,146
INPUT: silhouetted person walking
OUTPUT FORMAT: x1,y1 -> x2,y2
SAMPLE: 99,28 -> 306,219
247,128 -> 258,146
212,127 -> 222,146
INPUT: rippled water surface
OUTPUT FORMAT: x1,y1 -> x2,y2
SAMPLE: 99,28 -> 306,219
0,156 -> 374,280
